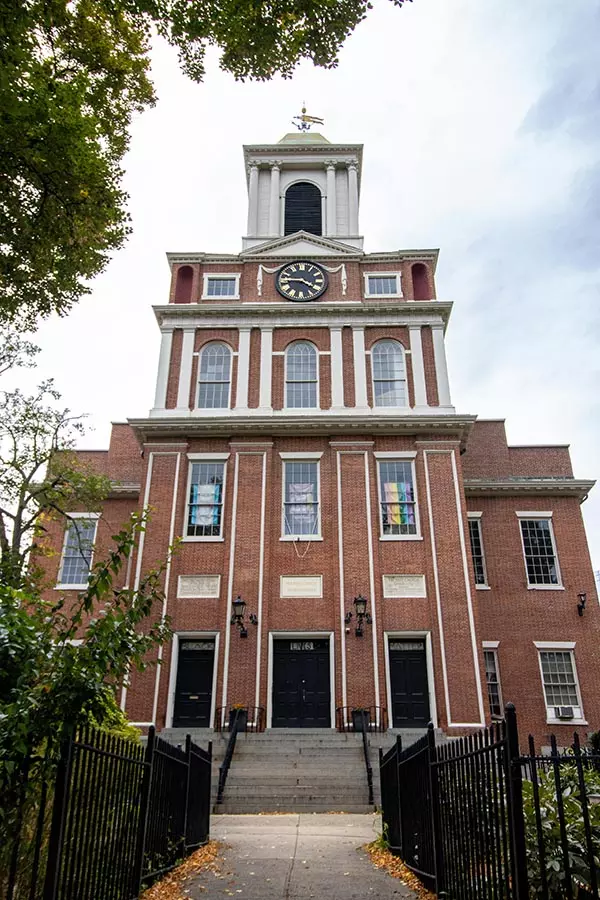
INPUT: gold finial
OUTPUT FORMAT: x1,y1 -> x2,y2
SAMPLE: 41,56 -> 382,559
292,102 -> 324,132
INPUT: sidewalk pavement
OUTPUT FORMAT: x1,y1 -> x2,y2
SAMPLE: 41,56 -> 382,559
186,813 -> 417,899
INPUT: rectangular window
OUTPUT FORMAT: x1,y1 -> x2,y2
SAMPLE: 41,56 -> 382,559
186,461 -> 225,538
539,650 -> 582,719
202,275 -> 239,299
519,518 -> 560,586
367,275 -> 398,296
378,460 -> 417,537
483,649 -> 503,719
58,517 -> 98,586
283,461 -> 320,537
468,517 -> 488,586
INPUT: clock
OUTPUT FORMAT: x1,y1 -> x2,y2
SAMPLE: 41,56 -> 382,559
275,261 -> 328,302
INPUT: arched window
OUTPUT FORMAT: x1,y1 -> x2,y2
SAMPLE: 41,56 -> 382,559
198,342 -> 232,409
175,265 -> 193,303
371,340 -> 407,407
284,182 -> 322,236
412,263 -> 430,301
285,341 -> 318,409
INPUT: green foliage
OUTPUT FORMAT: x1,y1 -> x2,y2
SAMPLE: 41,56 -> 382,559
522,764 -> 600,898
0,0 -> 412,327
373,821 -> 390,851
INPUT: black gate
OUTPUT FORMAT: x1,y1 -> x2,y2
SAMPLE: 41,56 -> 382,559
272,639 -> 330,728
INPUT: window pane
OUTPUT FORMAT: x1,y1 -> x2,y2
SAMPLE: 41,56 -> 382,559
198,343 -> 231,409
285,342 -> 317,409
207,278 -> 236,297
284,461 -> 319,535
540,651 -> 579,708
187,462 -> 225,537
368,276 -> 397,295
484,650 -> 502,718
469,519 -> 487,585
520,519 -> 558,585
372,341 -> 406,407
378,460 -> 417,536
60,519 -> 96,584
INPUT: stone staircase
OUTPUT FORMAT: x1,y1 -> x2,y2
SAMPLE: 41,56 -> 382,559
159,727 -> 440,814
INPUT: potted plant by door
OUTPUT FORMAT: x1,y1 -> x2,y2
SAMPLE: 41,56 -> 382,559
351,707 -> 370,733
228,703 -> 248,732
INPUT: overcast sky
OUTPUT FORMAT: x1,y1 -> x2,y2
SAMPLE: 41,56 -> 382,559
13,0 -> 600,576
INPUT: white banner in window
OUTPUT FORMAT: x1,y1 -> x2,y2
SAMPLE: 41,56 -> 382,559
177,575 -> 221,599
280,576 -> 323,598
382,574 -> 426,599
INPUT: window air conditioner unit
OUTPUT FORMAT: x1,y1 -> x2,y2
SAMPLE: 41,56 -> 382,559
555,706 -> 574,719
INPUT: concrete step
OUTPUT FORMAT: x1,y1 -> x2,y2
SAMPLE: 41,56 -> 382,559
214,802 -> 373,814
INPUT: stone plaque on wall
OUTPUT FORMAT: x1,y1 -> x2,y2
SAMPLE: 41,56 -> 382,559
177,575 -> 221,599
382,574 -> 426,599
280,576 -> 323,598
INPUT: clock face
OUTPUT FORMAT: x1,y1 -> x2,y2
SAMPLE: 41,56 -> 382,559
276,261 -> 328,302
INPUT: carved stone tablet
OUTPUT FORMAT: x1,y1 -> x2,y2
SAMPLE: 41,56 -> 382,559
177,575 -> 221,598
382,575 -> 426,599
280,576 -> 323,598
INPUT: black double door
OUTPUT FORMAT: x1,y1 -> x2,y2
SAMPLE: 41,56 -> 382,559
173,639 -> 215,728
389,639 -> 430,728
272,639 -> 331,728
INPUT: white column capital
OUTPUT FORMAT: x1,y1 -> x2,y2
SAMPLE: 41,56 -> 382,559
325,160 -> 337,171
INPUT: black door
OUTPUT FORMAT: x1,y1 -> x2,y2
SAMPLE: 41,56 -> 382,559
389,639 -> 430,728
173,639 -> 215,728
272,639 -> 331,728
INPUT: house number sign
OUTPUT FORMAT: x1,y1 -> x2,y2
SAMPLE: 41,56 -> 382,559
290,641 -> 314,651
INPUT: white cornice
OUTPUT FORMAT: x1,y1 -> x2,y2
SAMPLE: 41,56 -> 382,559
240,231 -> 363,257
108,481 -> 141,498
165,247 -> 440,269
464,478 -> 595,501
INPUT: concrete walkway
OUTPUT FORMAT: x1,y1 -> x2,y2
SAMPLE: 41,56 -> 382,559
187,814 -> 417,899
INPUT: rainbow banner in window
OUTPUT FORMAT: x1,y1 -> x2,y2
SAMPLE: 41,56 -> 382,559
384,482 -> 414,525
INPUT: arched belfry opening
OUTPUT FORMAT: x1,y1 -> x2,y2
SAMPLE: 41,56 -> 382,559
411,263 -> 430,301
174,265 -> 193,303
284,182 -> 322,236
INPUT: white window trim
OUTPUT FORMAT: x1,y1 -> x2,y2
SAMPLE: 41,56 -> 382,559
165,632 -> 220,729
518,515 -> 563,589
374,451 -> 417,459
516,511 -> 553,518
482,640 -> 500,649
376,458 -> 422,541
196,342 -> 233,411
281,457 -> 322,540
467,514 -> 489,589
182,459 -> 228,543
55,513 -> 101,590
370,340 -> 409,410
536,645 -> 586,726
284,341 -> 319,411
201,273 -> 240,300
483,646 -> 503,720
363,271 -> 403,299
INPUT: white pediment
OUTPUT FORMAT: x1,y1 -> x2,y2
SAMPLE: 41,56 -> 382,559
242,231 -> 363,259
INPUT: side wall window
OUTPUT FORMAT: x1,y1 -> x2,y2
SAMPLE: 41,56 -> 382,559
198,342 -> 232,409
468,515 -> 488,587
285,341 -> 318,408
284,182 -> 322,236
519,517 -> 561,586
282,460 -> 320,537
371,340 -> 407,407
377,459 -> 418,538
537,648 -> 583,721
58,516 -> 98,586
186,461 -> 225,538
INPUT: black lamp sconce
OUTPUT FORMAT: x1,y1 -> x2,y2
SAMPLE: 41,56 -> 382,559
231,595 -> 258,638
577,592 -> 587,617
345,594 -> 373,637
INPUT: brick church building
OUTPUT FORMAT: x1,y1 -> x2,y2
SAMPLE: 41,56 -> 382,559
47,129 -> 599,747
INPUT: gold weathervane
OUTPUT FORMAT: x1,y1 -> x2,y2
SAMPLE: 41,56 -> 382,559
292,105 -> 324,132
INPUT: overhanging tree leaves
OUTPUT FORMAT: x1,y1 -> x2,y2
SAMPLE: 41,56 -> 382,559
0,0 -> 412,328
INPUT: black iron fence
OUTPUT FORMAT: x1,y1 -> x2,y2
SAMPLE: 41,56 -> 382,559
379,703 -> 600,899
336,706 -> 388,733
3,725 -> 212,900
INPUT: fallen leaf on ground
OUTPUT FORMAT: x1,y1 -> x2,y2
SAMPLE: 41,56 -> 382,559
141,841 -> 223,900
363,842 -> 435,900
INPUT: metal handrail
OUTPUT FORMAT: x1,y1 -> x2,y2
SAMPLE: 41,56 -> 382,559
335,706 -> 388,733
214,705 -> 265,733
215,707 -> 244,804
357,709 -> 374,806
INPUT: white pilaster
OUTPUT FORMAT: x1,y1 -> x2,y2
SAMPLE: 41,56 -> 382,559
259,327 -> 273,410
326,163 -> 337,237
431,324 -> 453,408
409,325 -> 428,409
330,327 -> 344,408
153,329 -> 173,410
347,162 -> 359,235
268,163 -> 280,235
352,327 -> 368,409
235,327 -> 251,410
176,328 -> 195,411
247,163 -> 259,235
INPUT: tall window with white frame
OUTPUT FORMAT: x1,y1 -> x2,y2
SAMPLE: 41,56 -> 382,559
468,516 -> 488,586
519,517 -> 561,586
285,341 -> 318,409
186,461 -> 225,538
58,516 -> 98,586
483,649 -> 503,719
283,461 -> 320,537
538,649 -> 583,721
378,459 -> 418,537
197,342 -> 232,409
371,340 -> 407,407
